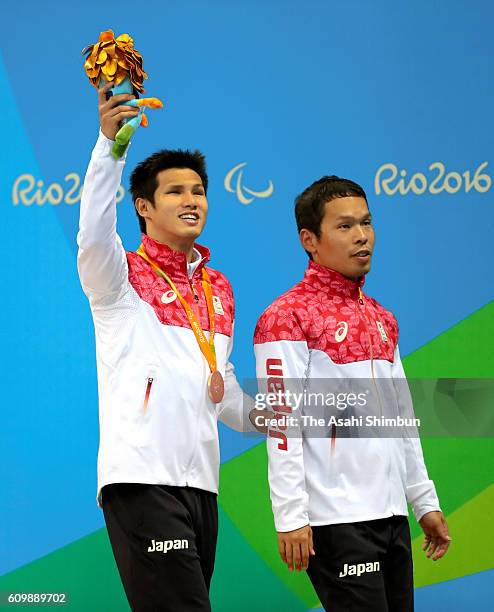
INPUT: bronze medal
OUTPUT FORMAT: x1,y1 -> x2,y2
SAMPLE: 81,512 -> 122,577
208,370 -> 224,404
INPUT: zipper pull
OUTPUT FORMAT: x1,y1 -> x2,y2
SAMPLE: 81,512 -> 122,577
358,287 -> 364,305
190,282 -> 200,303
143,377 -> 154,412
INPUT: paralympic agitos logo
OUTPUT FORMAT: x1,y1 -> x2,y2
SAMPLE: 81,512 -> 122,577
224,162 -> 274,205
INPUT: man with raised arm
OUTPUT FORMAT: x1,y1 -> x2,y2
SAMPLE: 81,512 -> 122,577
254,175 -> 451,611
77,81 -> 256,612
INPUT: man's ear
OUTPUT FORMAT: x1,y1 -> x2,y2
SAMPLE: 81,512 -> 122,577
135,197 -> 152,220
300,229 -> 317,256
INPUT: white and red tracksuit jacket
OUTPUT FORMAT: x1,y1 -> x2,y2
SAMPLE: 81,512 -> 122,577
77,131 -> 251,506
254,261 -> 441,532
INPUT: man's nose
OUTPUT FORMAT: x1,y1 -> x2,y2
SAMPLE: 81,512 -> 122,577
182,192 -> 197,206
354,226 -> 368,243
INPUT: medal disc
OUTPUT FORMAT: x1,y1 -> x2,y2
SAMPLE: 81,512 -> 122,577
208,370 -> 224,403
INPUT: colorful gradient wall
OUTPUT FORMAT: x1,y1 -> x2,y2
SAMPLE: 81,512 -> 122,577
1,1 -> 493,609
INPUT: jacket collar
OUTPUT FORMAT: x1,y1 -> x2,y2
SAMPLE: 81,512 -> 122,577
141,233 -> 210,279
303,260 -> 365,298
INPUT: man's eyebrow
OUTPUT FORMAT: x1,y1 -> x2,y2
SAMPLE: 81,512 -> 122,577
335,213 -> 372,222
164,183 -> 204,189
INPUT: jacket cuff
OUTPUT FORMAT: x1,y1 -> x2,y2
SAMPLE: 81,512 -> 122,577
274,503 -> 309,532
275,517 -> 310,533
91,129 -> 130,162
406,479 -> 441,522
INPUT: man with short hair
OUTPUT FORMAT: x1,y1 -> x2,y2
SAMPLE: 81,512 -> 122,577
77,81 -> 255,611
254,175 -> 451,611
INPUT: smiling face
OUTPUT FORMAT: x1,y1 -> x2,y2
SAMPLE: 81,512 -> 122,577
300,196 -> 375,279
136,167 -> 208,254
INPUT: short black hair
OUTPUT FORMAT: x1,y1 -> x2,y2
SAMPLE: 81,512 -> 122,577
129,149 -> 208,234
295,175 -> 368,258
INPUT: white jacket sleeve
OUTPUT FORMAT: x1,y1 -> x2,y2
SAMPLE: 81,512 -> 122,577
392,345 -> 441,522
217,323 -> 257,432
254,335 -> 310,532
77,131 -> 130,304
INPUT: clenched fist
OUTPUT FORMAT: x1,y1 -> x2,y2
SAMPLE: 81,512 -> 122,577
98,80 -> 140,141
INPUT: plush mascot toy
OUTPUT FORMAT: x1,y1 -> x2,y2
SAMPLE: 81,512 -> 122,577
82,30 -> 163,159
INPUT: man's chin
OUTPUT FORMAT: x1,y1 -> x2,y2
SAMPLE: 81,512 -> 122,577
356,265 -> 371,277
352,256 -> 372,274
346,263 -> 372,279
179,226 -> 205,240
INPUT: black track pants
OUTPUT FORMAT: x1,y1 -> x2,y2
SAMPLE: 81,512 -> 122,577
306,515 -> 414,612
102,483 -> 218,612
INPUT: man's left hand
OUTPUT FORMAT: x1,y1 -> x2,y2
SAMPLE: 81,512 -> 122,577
419,511 -> 451,561
249,409 -> 274,433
